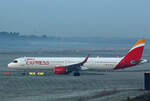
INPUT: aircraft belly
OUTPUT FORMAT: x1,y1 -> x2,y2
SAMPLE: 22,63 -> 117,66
85,63 -> 117,70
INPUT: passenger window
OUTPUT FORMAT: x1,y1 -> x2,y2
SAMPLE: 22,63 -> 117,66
13,60 -> 18,63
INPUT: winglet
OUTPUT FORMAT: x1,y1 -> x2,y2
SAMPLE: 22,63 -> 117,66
84,54 -> 90,63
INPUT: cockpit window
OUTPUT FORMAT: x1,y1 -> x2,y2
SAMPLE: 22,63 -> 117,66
13,60 -> 18,63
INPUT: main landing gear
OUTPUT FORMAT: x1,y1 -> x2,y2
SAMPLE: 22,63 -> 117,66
22,70 -> 26,76
73,71 -> 80,76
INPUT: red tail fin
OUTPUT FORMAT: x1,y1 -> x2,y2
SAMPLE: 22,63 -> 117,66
114,39 -> 146,69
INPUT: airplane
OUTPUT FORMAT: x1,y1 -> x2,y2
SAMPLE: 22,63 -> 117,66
8,39 -> 148,76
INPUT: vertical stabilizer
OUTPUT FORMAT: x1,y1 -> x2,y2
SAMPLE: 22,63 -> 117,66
114,39 -> 146,69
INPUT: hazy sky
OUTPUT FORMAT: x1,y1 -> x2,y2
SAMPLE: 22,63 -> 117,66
0,0 -> 150,37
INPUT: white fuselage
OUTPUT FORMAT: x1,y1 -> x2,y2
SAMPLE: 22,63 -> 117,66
7,39 -> 148,71
8,57 -> 122,70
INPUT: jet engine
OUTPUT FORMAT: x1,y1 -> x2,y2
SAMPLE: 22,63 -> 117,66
54,66 -> 68,74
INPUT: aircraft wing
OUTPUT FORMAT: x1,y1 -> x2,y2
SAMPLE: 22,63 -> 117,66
65,54 -> 90,72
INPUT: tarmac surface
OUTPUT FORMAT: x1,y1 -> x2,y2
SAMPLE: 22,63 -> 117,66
0,70 -> 150,101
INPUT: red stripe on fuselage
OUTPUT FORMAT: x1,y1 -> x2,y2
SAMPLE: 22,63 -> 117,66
114,46 -> 144,69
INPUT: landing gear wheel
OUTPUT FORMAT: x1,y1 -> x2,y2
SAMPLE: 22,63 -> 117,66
22,70 -> 26,76
73,72 -> 80,76
22,72 -> 26,76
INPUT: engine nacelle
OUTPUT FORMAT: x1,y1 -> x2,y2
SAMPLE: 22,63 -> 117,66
54,66 -> 67,74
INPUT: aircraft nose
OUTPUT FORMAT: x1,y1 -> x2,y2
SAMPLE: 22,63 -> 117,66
8,63 -> 15,68
8,63 -> 12,68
